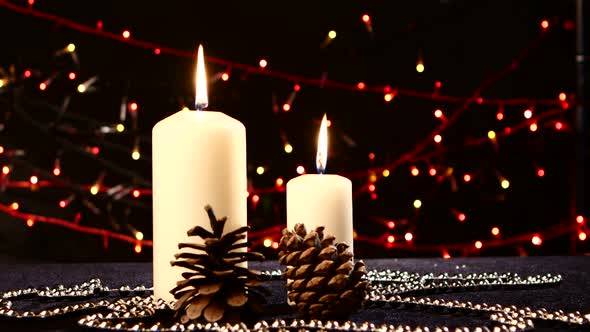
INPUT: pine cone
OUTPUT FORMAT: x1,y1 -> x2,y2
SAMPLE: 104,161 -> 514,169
169,205 -> 269,324
278,223 -> 370,320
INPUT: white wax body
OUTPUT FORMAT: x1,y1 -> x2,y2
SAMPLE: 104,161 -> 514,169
152,110 -> 247,301
286,174 -> 353,253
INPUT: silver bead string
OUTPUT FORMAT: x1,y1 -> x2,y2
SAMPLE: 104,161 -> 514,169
0,270 -> 588,332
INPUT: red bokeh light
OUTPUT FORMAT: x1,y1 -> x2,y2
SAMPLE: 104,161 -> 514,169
496,112 -> 504,121
362,14 -> 371,23
429,168 -> 437,176
59,200 -> 66,208
387,221 -> 395,229
475,241 -> 483,249
411,166 -> 419,176
368,184 -> 376,192
579,232 -> 587,241
541,20 -> 549,30
368,152 -> 375,160
555,122 -> 563,130
576,215 -> 585,224
39,82 -> 47,91
275,178 -> 284,187
24,70 -> 32,78
282,104 -> 291,112
558,92 -> 567,101
68,72 -> 76,80
294,84 -> 301,92
122,30 -> 131,39
271,242 -> 279,249
11,202 -> 19,210
252,195 -> 260,203
154,48 -> 161,55
458,213 -> 466,222
463,174 -> 472,182
387,235 -> 395,243
221,73 -> 229,81
129,102 -> 138,111
357,82 -> 366,90
96,21 -> 103,30
53,168 -> 61,176
132,189 -> 141,198
370,193 -> 378,200
134,244 -> 142,253
26,219 -> 34,227
435,81 -> 442,88
537,169 -> 545,177
529,123 -> 538,132
491,227 -> 500,236
259,59 -> 267,68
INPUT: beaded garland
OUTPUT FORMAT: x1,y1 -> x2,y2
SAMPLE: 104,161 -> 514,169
1,269 -> 589,331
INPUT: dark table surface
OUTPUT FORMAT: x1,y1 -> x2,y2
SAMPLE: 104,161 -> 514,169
0,257 -> 589,331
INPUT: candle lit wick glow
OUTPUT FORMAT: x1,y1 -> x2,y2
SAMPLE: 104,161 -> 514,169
195,44 -> 208,110
316,114 -> 328,174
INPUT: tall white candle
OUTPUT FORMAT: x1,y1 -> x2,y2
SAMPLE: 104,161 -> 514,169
286,115 -> 354,252
152,46 -> 247,301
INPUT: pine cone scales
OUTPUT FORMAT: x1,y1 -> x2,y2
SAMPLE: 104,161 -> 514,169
278,224 -> 369,319
169,205 -> 269,324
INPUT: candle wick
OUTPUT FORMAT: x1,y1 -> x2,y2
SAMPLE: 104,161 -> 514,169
195,102 -> 208,111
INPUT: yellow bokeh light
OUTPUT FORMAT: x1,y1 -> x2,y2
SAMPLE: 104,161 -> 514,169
488,131 -> 496,140
135,231 -> 144,241
369,174 -> 377,183
116,123 -> 125,132
90,185 -> 99,195
131,150 -> 140,160
256,166 -> 265,175
181,106 -> 189,111
77,84 -> 86,93
416,63 -> 425,73
382,169 -> 390,177
0,79 -> 5,88
284,143 -> 293,154
66,43 -> 76,53
328,30 -> 337,39
501,179 -> 510,189
263,239 -> 272,247
413,199 -> 422,209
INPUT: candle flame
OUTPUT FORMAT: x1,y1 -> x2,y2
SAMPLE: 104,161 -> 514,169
195,44 -> 208,110
316,114 -> 328,174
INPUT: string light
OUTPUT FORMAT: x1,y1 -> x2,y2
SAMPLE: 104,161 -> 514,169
387,235 -> 395,243
263,239 -> 272,247
531,235 -> 542,246
429,167 -> 437,176
382,169 -> 390,177
256,166 -> 265,175
475,241 -> 483,249
491,227 -> 500,236
284,143 -> 293,154
387,221 -> 395,229
524,109 -> 533,119
555,122 -> 563,130
411,166 -> 419,176
501,179 -> 510,189
413,199 -> 422,209
259,59 -> 267,68
26,218 -> 34,227
434,134 -> 442,143
154,48 -> 161,55
404,232 -> 413,242
296,165 -> 305,174
579,232 -> 587,241
577,216 -> 585,224
122,30 -> 131,39
252,194 -> 260,203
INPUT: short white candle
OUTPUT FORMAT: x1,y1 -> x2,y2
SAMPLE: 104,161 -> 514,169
286,115 -> 354,252
152,45 -> 247,301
